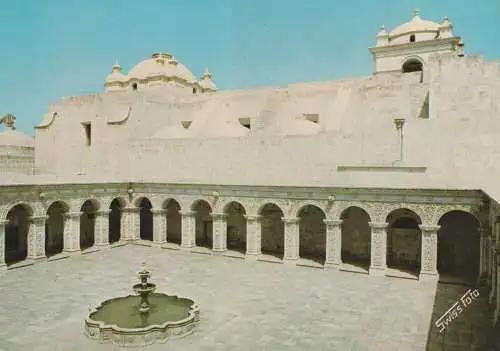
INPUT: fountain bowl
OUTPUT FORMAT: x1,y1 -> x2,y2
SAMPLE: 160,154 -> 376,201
84,293 -> 200,348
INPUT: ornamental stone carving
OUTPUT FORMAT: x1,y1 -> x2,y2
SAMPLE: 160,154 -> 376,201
324,219 -> 342,267
95,210 -> 111,246
282,217 -> 299,261
244,215 -> 261,256
289,200 -> 327,218
28,216 -> 48,259
211,213 -> 227,252
369,222 -> 388,275
0,220 -> 7,266
151,209 -> 167,244
180,211 -> 195,248
418,225 -> 440,277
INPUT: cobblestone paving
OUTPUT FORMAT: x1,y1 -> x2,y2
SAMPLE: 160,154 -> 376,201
0,245 -> 492,350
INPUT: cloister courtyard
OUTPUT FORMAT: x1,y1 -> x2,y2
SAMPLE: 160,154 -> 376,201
0,244 -> 494,350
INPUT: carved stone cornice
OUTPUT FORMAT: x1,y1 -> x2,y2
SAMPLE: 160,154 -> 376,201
151,209 -> 166,215
121,207 -> 140,213
210,213 -> 227,220
244,215 -> 261,222
29,216 -> 49,223
282,217 -> 299,224
95,210 -> 112,216
369,222 -> 388,229
323,219 -> 343,226
64,212 -> 83,219
419,225 -> 441,232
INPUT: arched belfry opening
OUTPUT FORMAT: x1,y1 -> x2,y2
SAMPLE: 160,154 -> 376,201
402,59 -> 423,73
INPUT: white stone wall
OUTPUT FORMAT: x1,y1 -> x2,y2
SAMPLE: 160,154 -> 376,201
30,54 -> 500,194
0,147 -> 34,176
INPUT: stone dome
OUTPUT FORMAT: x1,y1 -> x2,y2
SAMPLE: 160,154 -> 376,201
128,53 -> 196,83
0,129 -> 34,148
390,10 -> 439,38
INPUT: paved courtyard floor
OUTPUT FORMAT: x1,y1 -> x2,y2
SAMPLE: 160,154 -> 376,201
0,245 -> 494,350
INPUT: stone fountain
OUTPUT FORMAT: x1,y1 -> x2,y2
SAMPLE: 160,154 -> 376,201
85,262 -> 199,347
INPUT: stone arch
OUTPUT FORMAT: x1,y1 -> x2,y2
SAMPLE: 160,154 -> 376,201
45,201 -> 70,257
224,201 -> 247,254
80,200 -> 97,250
136,197 -> 153,241
109,197 -> 126,244
340,206 -> 371,269
5,204 -> 33,265
334,202 -> 372,221
162,198 -> 182,244
259,203 -> 285,259
220,197 -> 253,215
297,205 -> 326,264
402,56 -> 423,73
192,199 -> 213,248
189,197 -> 213,212
437,210 -> 481,282
291,201 -> 326,219
80,198 -> 100,212
386,208 -> 422,275
1,201 -> 34,220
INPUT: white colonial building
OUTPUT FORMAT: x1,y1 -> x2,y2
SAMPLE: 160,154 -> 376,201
1,10 -> 500,326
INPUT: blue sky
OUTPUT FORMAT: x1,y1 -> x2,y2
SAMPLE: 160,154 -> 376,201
0,0 -> 499,134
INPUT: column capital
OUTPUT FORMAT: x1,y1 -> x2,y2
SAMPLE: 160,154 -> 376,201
323,219 -> 342,226
282,217 -> 299,224
418,224 -> 441,232
29,215 -> 48,223
0,219 -> 8,226
151,209 -> 166,215
479,227 -> 490,237
96,209 -> 112,216
179,211 -> 195,217
64,211 -> 83,219
369,222 -> 388,229
211,212 -> 227,220
244,215 -> 261,221
122,207 -> 140,213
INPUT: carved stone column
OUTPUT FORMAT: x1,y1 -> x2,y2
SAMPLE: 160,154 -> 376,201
324,219 -> 342,268
121,207 -> 140,241
478,228 -> 489,281
95,210 -> 111,246
491,251 -> 497,304
152,209 -> 167,245
490,223 -> 499,304
63,212 -> 82,252
283,217 -> 300,263
495,252 -> 500,324
0,220 -> 6,268
28,216 -> 47,260
212,213 -> 227,252
369,222 -> 388,276
180,211 -> 196,249
418,224 -> 440,281
245,215 -> 261,258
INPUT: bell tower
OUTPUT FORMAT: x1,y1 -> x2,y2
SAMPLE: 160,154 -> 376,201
369,10 -> 463,77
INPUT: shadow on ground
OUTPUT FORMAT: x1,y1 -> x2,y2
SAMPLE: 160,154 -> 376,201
425,281 -> 498,351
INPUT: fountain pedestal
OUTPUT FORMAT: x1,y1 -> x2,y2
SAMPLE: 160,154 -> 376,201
84,262 -> 199,347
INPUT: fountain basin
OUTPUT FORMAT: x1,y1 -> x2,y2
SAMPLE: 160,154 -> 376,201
85,293 -> 200,348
